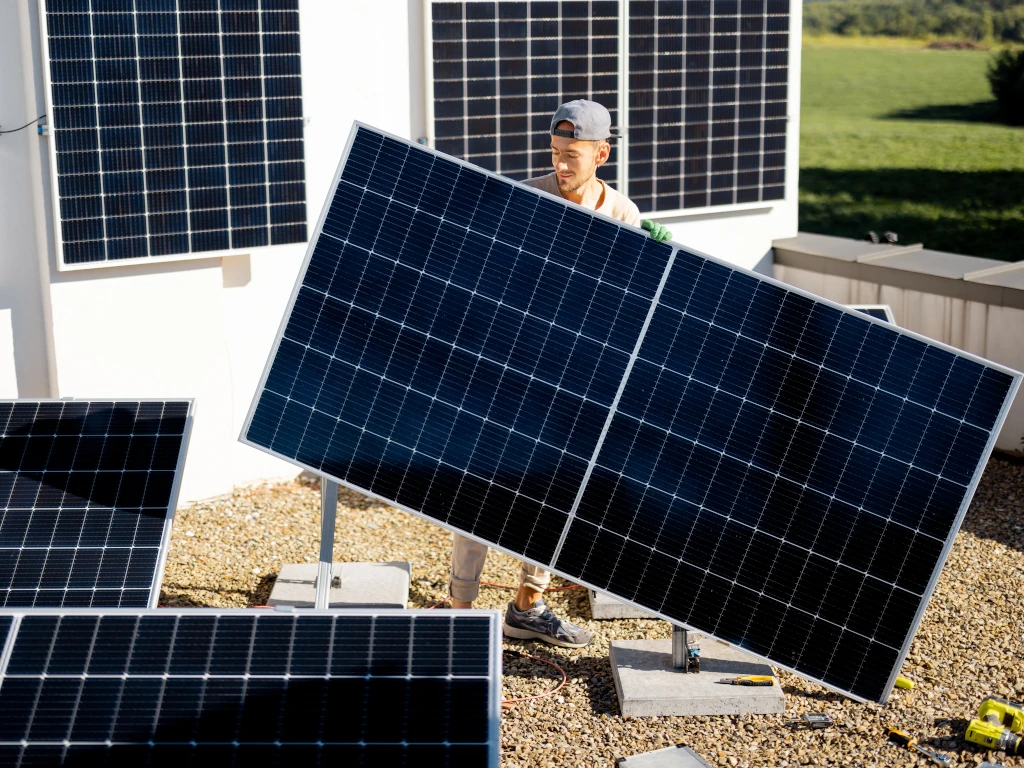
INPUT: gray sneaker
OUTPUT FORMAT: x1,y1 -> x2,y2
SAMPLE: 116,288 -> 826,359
502,599 -> 594,648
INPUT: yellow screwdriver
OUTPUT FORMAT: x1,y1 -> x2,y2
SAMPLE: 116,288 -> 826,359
719,675 -> 775,686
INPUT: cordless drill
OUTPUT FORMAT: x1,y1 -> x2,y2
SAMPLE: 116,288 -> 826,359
965,697 -> 1024,754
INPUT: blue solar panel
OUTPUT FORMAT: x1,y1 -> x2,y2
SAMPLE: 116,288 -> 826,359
243,123 -> 1021,702
41,0 -> 307,268
0,400 -> 192,609
247,125 -> 672,565
0,609 -> 500,767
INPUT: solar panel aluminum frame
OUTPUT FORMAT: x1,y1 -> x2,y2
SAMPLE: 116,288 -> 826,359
241,121 -> 1023,703
848,304 -> 896,324
422,0 -> 797,219
37,1 -> 307,272
0,607 -> 503,766
1,398 -> 194,610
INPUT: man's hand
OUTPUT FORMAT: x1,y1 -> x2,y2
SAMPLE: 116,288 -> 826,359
641,219 -> 673,242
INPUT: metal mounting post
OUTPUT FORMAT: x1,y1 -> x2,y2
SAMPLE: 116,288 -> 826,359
672,626 -> 688,670
314,478 -> 339,610
672,626 -> 699,673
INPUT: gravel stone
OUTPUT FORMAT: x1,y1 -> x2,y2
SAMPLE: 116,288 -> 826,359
162,456 -> 1024,767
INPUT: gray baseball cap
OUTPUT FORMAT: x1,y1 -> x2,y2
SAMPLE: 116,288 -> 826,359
550,99 -> 618,141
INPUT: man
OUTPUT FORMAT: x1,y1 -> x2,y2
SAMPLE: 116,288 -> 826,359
449,100 -> 673,648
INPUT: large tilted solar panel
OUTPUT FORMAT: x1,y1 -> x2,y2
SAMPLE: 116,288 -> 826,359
0,400 -> 192,608
41,0 -> 307,269
627,0 -> 789,213
243,124 -> 1021,702
429,0 -> 620,184
0,609 -> 500,767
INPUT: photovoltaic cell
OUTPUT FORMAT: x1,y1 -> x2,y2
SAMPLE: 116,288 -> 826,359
0,609 -> 500,767
0,400 -> 192,608
41,0 -> 307,269
430,1 -> 620,183
627,0 -> 789,212
244,124 -> 1021,702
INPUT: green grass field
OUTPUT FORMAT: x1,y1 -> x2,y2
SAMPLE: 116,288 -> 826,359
800,40 -> 1024,261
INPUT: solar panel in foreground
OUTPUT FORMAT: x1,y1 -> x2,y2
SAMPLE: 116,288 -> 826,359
0,608 -> 500,767
243,123 -> 1022,702
0,400 -> 192,609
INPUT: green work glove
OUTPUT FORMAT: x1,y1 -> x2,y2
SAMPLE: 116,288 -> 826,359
641,219 -> 672,242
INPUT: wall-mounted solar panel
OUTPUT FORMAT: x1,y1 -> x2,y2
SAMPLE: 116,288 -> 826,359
426,0 -> 790,216
0,400 -> 192,608
428,0 -> 620,183
0,609 -> 501,767
848,304 -> 896,324
627,0 -> 789,213
40,0 -> 307,270
242,124 -> 1022,702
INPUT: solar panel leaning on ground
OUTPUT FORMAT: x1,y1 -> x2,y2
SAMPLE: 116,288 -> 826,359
40,0 -> 307,269
242,124 -> 1022,703
0,609 -> 501,767
848,304 -> 896,324
427,0 -> 789,214
0,400 -> 192,609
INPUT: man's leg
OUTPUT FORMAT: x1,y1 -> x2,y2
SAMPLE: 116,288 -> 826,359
514,561 -> 551,611
449,532 -> 488,609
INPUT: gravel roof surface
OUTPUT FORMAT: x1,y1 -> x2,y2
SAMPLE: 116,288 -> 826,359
162,456 -> 1024,768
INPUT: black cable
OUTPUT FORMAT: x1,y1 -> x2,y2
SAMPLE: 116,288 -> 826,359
0,115 -> 46,135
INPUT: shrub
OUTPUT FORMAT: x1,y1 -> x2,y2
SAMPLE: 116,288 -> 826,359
987,49 -> 1024,124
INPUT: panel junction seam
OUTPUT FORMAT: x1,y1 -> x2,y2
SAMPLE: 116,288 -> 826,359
550,244 -> 681,565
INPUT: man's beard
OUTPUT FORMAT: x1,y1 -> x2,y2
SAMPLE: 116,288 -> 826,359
556,172 -> 592,195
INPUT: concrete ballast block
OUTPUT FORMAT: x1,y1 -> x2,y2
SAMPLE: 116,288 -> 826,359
610,636 -> 785,717
589,590 -> 659,620
267,561 -> 410,609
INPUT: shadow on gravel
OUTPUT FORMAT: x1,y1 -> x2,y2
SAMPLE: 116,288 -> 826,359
579,656 -> 621,716
159,573 -> 277,608
779,685 -> 845,703
958,455 -> 1024,554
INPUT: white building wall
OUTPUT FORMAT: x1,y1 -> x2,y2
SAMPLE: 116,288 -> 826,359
3,0 -> 802,503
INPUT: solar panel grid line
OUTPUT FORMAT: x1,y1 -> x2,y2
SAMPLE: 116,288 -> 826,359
129,1 -> 153,256
256,2 -> 272,250
215,4 -> 234,251
242,124 -> 1021,703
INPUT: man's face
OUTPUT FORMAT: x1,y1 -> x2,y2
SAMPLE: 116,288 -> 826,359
550,121 -> 610,194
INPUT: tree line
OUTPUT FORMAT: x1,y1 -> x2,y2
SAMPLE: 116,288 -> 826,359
804,0 -> 1024,42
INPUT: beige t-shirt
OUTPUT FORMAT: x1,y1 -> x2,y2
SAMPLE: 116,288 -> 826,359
522,172 -> 643,228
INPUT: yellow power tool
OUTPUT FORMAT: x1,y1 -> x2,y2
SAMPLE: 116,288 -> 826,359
965,698 -> 1024,755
